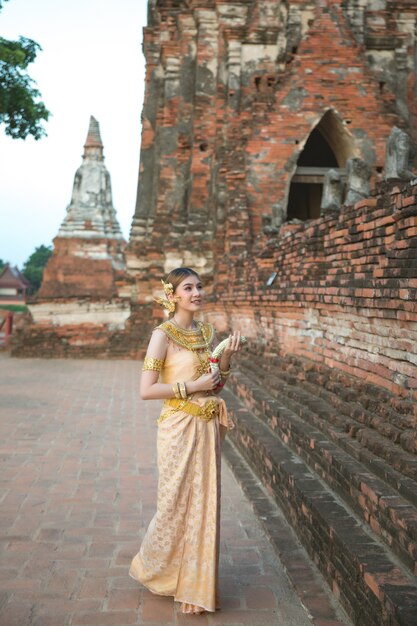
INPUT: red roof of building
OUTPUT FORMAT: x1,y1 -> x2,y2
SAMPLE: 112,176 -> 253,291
0,265 -> 31,289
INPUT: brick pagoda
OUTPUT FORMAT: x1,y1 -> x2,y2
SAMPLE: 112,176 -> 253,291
13,117 -> 130,357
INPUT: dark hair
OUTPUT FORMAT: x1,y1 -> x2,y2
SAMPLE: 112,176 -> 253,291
164,267 -> 201,317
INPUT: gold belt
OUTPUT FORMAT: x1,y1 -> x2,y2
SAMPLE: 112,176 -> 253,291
160,397 -> 220,422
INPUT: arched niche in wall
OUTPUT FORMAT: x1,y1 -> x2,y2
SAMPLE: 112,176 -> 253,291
286,109 -> 357,221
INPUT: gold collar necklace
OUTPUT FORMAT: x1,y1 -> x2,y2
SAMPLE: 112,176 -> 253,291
160,319 -> 213,352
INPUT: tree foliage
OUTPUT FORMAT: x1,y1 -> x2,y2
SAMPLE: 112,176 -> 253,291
0,259 -> 6,271
0,0 -> 50,139
22,244 -> 52,293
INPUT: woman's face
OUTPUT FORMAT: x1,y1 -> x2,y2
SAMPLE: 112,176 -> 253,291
174,275 -> 204,312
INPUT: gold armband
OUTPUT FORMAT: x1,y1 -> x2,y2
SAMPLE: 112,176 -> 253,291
142,357 -> 164,372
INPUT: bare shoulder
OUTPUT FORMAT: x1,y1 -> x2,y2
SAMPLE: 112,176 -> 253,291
146,327 -> 169,359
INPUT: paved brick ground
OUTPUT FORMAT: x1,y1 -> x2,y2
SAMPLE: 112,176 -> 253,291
1,357 -> 335,626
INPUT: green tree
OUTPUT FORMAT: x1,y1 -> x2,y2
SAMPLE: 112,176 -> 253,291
0,259 -> 6,271
0,0 -> 50,139
22,244 -> 52,293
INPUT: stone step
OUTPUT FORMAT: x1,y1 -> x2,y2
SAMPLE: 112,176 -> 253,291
238,354 -> 417,478
234,357 -> 417,499
222,437 -> 351,625
235,355 -> 417,488
241,351 -> 417,437
227,367 -> 417,576
222,387 -> 417,626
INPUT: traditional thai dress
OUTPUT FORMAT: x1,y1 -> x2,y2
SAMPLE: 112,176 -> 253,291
129,320 -> 232,612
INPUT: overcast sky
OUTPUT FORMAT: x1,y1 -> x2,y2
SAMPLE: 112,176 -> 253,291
0,0 -> 148,267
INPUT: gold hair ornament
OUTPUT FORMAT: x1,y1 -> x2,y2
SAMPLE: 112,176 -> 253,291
154,279 -> 179,313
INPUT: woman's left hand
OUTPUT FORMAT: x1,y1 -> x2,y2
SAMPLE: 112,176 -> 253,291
223,330 -> 242,360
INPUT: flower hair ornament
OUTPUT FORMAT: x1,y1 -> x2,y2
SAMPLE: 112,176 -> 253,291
154,279 -> 179,313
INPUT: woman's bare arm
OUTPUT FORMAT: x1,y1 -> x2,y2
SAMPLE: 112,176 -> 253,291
140,330 -> 183,400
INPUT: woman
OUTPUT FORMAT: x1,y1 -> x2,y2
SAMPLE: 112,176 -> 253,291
129,267 -> 241,615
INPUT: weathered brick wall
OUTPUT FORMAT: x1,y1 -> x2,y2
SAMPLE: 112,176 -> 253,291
238,2 -> 396,238
207,180 -> 417,400
125,0 -> 417,294
120,1 -> 417,395
38,237 -> 124,300
342,0 -> 417,140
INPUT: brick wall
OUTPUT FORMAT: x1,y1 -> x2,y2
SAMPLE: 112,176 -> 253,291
207,180 -> 417,400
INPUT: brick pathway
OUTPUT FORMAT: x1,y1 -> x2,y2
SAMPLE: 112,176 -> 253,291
1,357 -> 322,626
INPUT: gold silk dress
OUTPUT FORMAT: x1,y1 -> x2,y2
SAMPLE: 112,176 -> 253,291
129,320 -> 232,612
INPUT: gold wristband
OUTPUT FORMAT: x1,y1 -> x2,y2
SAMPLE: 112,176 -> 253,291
179,382 -> 188,400
220,367 -> 230,378
172,383 -> 181,399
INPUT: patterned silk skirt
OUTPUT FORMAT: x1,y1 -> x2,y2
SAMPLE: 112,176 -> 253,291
129,403 -> 225,612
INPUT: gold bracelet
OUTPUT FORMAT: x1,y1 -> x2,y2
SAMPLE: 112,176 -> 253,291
172,383 -> 181,399
220,367 -> 230,378
179,382 -> 188,400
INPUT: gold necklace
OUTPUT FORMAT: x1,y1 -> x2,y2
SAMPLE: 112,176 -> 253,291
194,322 -> 212,376
158,319 -> 212,375
160,319 -> 210,350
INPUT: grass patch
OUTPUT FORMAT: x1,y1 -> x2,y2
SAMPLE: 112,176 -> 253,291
0,304 -> 28,313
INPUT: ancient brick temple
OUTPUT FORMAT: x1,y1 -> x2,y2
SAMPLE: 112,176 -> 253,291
126,0 -> 417,290
13,117 -> 131,356
14,2 -> 417,623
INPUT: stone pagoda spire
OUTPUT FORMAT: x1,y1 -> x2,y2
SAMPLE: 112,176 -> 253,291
33,115 -> 127,301
84,114 -> 104,158
58,116 -> 124,242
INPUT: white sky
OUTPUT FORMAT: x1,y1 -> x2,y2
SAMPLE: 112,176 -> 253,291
0,0 -> 148,267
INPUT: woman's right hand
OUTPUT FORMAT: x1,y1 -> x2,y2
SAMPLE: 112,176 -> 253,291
192,371 -> 221,392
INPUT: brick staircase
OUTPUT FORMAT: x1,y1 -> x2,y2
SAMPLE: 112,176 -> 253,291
224,353 -> 417,625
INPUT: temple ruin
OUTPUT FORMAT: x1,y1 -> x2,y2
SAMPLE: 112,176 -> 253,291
12,2 -> 417,623
13,116 -> 130,356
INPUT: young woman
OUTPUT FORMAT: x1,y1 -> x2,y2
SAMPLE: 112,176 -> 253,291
129,267 -> 241,615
